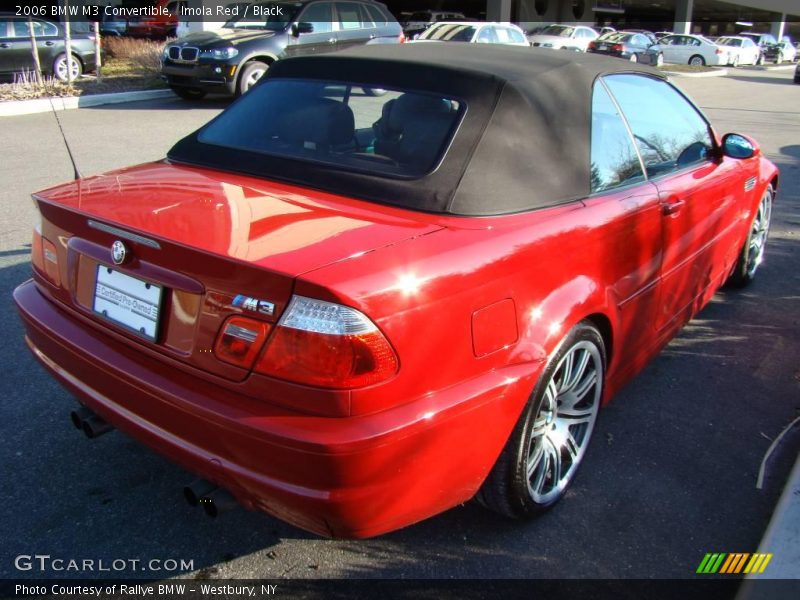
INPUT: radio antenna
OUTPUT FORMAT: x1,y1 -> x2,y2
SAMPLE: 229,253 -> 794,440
48,96 -> 82,181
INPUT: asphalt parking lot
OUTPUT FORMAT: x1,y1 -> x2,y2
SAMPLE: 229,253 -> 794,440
0,67 -> 798,581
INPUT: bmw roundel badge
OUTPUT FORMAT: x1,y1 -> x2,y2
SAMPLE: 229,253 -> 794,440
111,240 -> 128,265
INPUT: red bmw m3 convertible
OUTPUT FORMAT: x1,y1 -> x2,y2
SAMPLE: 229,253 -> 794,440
14,45 -> 777,538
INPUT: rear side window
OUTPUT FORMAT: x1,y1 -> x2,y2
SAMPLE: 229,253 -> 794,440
364,4 -> 387,25
198,79 -> 464,178
603,74 -> 714,178
336,2 -> 363,30
590,82 -> 644,192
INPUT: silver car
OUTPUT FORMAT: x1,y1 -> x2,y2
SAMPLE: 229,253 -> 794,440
528,24 -> 598,52
657,34 -> 728,66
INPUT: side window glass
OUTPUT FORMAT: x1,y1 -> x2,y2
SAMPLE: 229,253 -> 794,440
364,4 -> 385,24
299,2 -> 333,33
336,2 -> 362,30
477,26 -> 497,44
507,28 -> 525,44
358,4 -> 374,28
604,74 -> 714,178
590,81 -> 644,193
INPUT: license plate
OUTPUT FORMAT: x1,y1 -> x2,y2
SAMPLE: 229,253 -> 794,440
93,266 -> 162,341
599,44 -> 607,50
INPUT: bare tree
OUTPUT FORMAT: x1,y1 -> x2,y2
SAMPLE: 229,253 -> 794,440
27,16 -> 43,85
63,0 -> 75,84
94,20 -> 102,82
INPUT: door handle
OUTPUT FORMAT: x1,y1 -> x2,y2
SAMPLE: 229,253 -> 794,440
327,37 -> 336,44
44,41 -> 55,46
661,198 -> 686,216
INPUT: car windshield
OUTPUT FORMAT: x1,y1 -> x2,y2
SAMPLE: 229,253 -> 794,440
198,79 -> 465,178
419,24 -> 476,42
717,37 -> 742,46
540,25 -> 574,37
223,2 -> 300,30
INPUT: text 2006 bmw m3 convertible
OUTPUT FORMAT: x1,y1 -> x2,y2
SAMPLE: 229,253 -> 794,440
15,45 -> 777,538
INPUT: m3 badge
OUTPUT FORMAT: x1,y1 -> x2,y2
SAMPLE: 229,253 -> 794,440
233,294 -> 275,316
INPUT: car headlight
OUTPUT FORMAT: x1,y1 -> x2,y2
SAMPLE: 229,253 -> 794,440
201,47 -> 238,60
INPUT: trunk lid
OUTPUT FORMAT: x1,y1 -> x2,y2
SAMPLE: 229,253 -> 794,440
34,161 -> 441,381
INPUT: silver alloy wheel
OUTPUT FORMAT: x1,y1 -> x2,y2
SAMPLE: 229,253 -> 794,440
629,53 -> 638,62
745,187 -> 773,278
55,55 -> 80,81
689,55 -> 705,66
244,67 -> 266,91
526,340 -> 602,504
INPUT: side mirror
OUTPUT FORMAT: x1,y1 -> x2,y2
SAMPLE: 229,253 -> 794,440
722,133 -> 757,159
291,22 -> 314,37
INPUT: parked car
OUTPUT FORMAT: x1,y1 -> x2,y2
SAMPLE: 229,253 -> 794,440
95,11 -> 128,38
401,9 -> 466,38
528,24 -> 598,51
127,0 -> 184,38
414,21 -> 528,46
15,44 -> 778,538
762,40 -> 796,64
714,35 -> 760,66
161,0 -> 403,99
0,14 -> 100,81
657,34 -> 728,66
587,31 -> 662,65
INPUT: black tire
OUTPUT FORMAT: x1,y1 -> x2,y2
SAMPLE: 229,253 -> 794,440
728,184 -> 774,288
757,53 -> 765,66
688,54 -> 705,67
363,87 -> 387,97
238,60 -> 268,96
53,53 -> 82,82
476,321 -> 606,518
171,87 -> 207,100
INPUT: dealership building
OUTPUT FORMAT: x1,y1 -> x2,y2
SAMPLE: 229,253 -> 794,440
144,0 -> 800,39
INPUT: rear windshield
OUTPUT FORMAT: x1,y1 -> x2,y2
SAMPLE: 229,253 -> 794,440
198,79 -> 464,178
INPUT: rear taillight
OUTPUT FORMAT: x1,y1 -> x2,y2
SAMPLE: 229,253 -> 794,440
399,32 -> 406,43
612,43 -> 624,52
588,41 -> 596,50
715,48 -> 722,55
214,316 -> 271,369
255,295 -> 398,389
31,201 -> 44,274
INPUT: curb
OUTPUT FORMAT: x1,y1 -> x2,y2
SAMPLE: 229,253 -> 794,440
0,88 -> 175,117
663,68 -> 729,78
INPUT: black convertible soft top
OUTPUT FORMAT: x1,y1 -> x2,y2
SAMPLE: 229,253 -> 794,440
168,44 -> 664,216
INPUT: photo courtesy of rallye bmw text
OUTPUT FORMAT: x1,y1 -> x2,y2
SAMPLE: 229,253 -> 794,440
1,0 -> 799,598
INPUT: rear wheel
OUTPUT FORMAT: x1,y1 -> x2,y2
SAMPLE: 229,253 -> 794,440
238,60 -> 268,96
171,87 -> 207,100
728,184 -> 773,287
688,54 -> 705,67
477,321 -> 605,517
53,53 -> 82,81
732,55 -> 740,68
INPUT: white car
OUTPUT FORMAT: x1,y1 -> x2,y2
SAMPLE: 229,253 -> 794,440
657,34 -> 728,66
415,22 -> 529,46
715,35 -> 760,67
528,24 -> 598,52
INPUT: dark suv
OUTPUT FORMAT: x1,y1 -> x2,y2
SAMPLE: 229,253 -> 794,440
161,1 -> 403,99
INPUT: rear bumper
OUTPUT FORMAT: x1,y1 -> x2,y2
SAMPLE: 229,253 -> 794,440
14,279 -> 537,538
